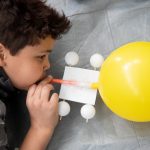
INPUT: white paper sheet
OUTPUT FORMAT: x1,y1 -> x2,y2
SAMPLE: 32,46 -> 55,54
59,66 -> 99,105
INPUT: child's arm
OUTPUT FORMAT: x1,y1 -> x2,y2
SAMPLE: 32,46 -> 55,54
20,78 -> 59,150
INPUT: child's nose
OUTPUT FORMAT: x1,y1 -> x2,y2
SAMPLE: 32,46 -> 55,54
43,58 -> 50,71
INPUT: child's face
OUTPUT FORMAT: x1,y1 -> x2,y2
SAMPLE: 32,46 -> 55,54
3,36 -> 55,90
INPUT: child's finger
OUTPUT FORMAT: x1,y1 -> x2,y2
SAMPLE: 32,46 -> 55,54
33,84 -> 43,99
26,84 -> 37,106
27,84 -> 37,99
49,93 -> 59,108
40,84 -> 54,101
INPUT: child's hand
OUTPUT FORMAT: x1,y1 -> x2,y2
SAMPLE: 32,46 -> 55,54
26,77 -> 59,134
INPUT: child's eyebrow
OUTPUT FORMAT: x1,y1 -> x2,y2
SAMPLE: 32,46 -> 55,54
40,49 -> 52,53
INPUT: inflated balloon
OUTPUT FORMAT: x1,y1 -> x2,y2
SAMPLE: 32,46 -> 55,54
98,41 -> 150,122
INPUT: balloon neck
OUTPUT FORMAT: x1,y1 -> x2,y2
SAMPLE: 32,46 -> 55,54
90,82 -> 99,89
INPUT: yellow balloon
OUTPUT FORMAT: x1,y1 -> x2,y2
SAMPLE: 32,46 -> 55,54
98,41 -> 150,122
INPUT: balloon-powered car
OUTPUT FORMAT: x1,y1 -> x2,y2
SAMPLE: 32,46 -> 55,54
51,42 -> 150,122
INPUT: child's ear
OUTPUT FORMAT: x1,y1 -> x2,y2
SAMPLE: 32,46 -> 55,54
0,43 -> 7,67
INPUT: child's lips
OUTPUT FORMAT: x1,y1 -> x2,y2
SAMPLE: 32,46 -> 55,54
35,75 -> 48,84
41,74 -> 48,80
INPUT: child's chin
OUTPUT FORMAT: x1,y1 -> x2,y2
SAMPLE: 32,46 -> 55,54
16,84 -> 32,91
17,86 -> 29,91
12,83 -> 28,91
23,87 -> 29,91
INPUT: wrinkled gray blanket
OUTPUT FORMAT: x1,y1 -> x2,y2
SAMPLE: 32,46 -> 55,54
47,0 -> 150,150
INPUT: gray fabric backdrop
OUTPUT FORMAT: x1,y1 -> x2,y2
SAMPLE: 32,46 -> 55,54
46,0 -> 150,150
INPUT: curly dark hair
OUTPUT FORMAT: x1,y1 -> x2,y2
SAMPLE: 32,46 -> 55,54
0,0 -> 71,55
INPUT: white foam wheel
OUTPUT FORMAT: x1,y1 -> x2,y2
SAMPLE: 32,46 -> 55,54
80,104 -> 96,122
90,53 -> 104,68
58,101 -> 70,117
65,51 -> 79,66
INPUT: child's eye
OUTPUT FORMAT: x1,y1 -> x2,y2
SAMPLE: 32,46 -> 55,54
37,55 -> 46,60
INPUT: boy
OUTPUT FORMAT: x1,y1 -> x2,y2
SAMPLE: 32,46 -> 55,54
0,0 -> 71,150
